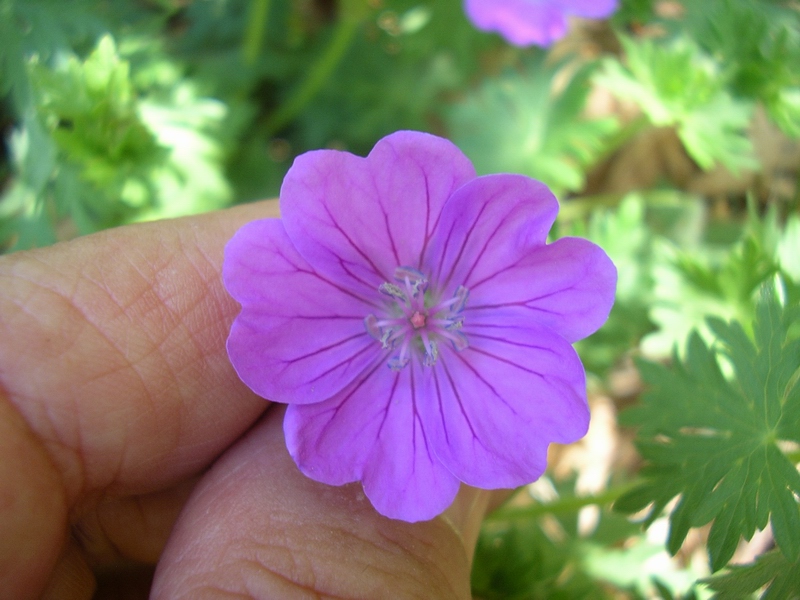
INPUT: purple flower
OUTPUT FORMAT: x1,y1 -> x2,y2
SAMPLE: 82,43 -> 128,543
464,0 -> 618,47
223,131 -> 616,522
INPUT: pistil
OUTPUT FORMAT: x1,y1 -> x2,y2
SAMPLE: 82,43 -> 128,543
410,311 -> 426,329
365,266 -> 470,369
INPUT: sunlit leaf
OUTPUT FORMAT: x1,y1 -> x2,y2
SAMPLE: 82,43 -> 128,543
597,34 -> 756,172
448,55 -> 619,195
0,0 -> 105,115
564,195 -> 658,373
618,282 -> 800,572
643,204 -> 799,358
701,548 -> 800,599
683,0 -> 800,138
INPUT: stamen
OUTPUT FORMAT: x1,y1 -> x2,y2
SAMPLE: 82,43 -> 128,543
364,314 -> 382,340
445,318 -> 464,331
395,266 -> 427,298
371,266 -> 470,370
380,328 -> 394,349
451,286 -> 469,313
440,329 -> 469,351
423,339 -> 439,367
394,266 -> 426,285
388,356 -> 409,370
376,317 -> 406,328
379,282 -> 407,303
388,339 -> 411,370
429,286 -> 469,314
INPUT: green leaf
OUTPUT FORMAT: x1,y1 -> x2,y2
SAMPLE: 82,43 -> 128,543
643,214 -> 783,359
0,0 -> 107,115
678,93 -> 754,172
0,114 -> 59,251
682,0 -> 800,138
0,0 -> 31,112
768,88 -> 800,138
597,34 -> 756,172
701,548 -> 800,599
776,216 -> 800,283
29,34 -> 168,230
618,281 -> 800,572
136,86 -> 232,220
471,519 -> 617,600
3,31 -> 232,247
448,55 -> 619,196
565,195 -> 658,373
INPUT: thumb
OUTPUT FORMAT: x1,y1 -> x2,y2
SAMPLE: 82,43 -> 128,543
150,405 -> 491,599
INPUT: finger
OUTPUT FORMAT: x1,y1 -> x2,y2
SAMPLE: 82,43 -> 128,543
77,478 -> 197,566
38,478 -> 197,600
0,387 -> 68,597
0,200 -> 277,502
151,406 -> 491,600
0,201 -> 278,598
39,540 -> 96,600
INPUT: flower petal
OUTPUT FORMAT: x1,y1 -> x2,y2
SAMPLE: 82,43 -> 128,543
464,0 -> 569,46
420,322 -> 589,489
285,359 -> 460,522
557,0 -> 618,19
426,174 -> 558,295
224,219 -> 380,404
280,131 -> 476,295
466,236 -> 617,342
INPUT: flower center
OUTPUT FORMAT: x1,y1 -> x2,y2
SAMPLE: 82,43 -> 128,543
365,266 -> 469,370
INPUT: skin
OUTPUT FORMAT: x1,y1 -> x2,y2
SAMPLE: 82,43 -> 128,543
0,199 -> 501,600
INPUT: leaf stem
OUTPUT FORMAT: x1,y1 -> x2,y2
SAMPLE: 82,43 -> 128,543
586,113 -> 651,169
263,12 -> 363,135
486,481 -> 638,522
242,0 -> 272,65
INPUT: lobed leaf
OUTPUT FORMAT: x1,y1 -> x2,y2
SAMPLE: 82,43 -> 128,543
701,548 -> 800,599
597,33 -> 756,172
618,281 -> 800,571
448,55 -> 619,196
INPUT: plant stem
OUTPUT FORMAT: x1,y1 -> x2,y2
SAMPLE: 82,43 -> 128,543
263,13 -> 362,136
242,0 -> 272,65
486,481 -> 638,522
602,114 -> 650,159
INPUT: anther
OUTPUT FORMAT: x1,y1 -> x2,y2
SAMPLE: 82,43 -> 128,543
388,356 -> 409,370
365,314 -> 382,340
379,282 -> 406,302
370,267 -> 470,370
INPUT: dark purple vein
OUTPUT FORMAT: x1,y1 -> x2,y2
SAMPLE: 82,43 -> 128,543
308,341 -> 379,384
285,332 -> 366,364
452,352 -> 520,416
321,201 -> 389,281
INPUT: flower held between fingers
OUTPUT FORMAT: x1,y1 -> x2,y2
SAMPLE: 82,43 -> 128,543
223,131 -> 616,522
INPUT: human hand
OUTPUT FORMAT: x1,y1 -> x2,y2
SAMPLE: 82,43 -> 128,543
0,200 -> 495,599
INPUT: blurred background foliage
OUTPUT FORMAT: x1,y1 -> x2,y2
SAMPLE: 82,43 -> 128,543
2,0 -> 799,597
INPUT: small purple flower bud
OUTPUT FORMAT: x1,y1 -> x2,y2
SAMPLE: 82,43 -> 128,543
464,0 -> 618,47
